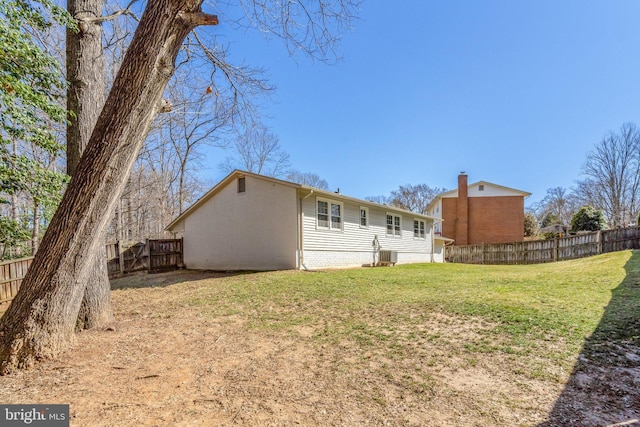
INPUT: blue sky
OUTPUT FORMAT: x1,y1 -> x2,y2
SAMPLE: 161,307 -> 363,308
201,0 -> 640,206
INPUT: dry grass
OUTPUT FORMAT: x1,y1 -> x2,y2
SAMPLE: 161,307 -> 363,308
0,251 -> 639,426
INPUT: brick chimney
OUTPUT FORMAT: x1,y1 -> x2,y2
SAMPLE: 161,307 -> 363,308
456,172 -> 469,245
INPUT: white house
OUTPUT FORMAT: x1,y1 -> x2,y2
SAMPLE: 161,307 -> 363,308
166,170 -> 444,270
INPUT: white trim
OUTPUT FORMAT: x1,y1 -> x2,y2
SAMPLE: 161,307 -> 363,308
316,197 -> 344,231
237,177 -> 246,193
168,170 -> 439,232
359,206 -> 369,228
386,212 -> 402,237
413,218 -> 426,240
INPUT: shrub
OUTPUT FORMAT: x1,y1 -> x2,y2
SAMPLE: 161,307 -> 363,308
571,206 -> 607,232
524,213 -> 539,237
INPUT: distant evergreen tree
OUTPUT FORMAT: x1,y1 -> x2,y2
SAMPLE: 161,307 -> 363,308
541,212 -> 560,228
524,212 -> 538,237
571,205 -> 607,232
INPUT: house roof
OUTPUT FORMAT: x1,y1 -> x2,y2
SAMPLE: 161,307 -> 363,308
539,224 -> 568,234
426,180 -> 531,211
166,170 -> 442,231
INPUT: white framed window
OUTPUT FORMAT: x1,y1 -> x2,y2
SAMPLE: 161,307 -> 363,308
237,177 -> 246,193
360,207 -> 368,228
414,219 -> 426,239
386,213 -> 401,237
478,184 -> 484,191
317,198 -> 343,230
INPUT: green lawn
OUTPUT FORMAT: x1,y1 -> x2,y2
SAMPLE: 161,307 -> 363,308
179,250 -> 639,377
3,250 -> 636,425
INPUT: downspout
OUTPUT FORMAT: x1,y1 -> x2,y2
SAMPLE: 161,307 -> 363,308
431,218 -> 443,263
431,220 -> 436,263
298,189 -> 314,269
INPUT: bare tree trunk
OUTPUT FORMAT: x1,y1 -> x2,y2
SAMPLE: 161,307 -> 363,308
179,164 -> 186,213
66,0 -> 113,330
76,237 -> 112,330
31,201 -> 39,254
0,0 -> 218,374
65,0 -> 105,178
9,192 -> 18,258
10,138 -> 19,258
126,190 -> 133,241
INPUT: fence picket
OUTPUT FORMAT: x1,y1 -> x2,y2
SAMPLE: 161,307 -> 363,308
0,238 -> 183,305
446,226 -> 640,264
1,257 -> 34,304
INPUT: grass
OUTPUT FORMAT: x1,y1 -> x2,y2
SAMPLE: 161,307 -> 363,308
7,250 -> 636,371
3,250 -> 638,425
173,250 -> 638,378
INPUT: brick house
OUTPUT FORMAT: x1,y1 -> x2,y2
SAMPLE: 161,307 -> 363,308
427,173 -> 531,245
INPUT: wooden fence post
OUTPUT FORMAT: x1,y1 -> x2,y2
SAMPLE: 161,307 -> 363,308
118,240 -> 124,275
145,238 -> 150,271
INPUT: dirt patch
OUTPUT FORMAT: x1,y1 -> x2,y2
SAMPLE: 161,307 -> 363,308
0,270 -> 638,426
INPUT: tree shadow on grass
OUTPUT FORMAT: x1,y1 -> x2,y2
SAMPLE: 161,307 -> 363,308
109,269 -> 259,290
540,250 -> 640,427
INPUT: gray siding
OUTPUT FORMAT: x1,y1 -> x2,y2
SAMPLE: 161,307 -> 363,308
300,195 -> 433,268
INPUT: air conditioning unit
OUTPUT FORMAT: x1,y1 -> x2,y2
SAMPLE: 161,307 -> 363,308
378,250 -> 397,266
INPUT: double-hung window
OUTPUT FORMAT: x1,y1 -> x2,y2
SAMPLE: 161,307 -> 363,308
317,200 -> 329,228
317,199 -> 342,230
360,207 -> 368,228
414,219 -> 426,239
331,203 -> 342,229
386,214 -> 401,237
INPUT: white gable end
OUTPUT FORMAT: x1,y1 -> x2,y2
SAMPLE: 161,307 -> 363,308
469,183 -> 524,197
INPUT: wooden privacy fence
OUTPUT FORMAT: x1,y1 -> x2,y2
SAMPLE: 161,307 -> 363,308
106,238 -> 183,278
1,256 -> 34,304
446,226 -> 640,265
1,238 -> 182,305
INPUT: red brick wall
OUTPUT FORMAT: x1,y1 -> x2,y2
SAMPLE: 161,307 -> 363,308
468,196 -> 524,244
441,198 -> 458,242
441,196 -> 524,244
455,174 -> 469,245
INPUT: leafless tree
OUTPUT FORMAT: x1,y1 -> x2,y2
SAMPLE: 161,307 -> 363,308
286,170 -> 329,190
389,184 -> 447,215
0,0 -> 362,373
229,0 -> 360,64
108,70 -> 235,242
66,0 -> 115,330
531,187 -> 579,227
575,122 -> 640,227
364,195 -> 392,206
163,72 -> 234,212
0,0 -> 220,374
220,123 -> 290,177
